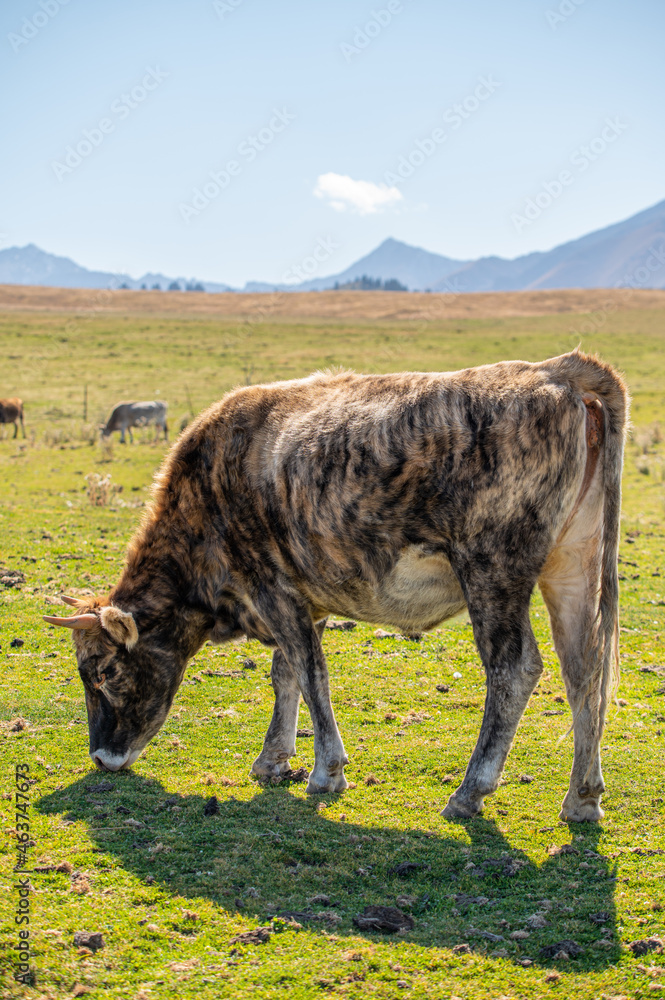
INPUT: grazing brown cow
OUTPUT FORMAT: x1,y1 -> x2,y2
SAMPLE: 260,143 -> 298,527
0,398 -> 25,438
44,351 -> 627,822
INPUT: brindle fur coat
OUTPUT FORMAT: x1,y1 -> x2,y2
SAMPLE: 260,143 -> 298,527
45,350 -> 628,822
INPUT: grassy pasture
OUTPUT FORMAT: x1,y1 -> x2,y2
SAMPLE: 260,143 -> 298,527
1,291 -> 664,999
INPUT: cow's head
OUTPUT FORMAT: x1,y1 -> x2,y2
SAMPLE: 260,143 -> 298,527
44,597 -> 179,771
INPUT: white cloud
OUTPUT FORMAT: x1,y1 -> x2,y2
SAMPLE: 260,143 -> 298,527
313,172 -> 403,215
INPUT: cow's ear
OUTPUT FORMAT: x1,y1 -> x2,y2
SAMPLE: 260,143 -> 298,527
99,606 -> 138,650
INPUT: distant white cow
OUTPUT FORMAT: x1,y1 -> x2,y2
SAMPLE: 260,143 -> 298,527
101,401 -> 168,443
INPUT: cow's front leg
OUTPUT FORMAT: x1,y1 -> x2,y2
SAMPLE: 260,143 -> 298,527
443,594 -> 543,819
251,619 -> 328,780
251,647 -> 300,779
254,594 -> 347,794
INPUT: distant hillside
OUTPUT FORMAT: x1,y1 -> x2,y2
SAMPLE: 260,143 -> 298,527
2,198 -> 665,294
243,237 -> 466,293
290,238 -> 465,292
434,199 -> 665,292
0,244 -> 233,293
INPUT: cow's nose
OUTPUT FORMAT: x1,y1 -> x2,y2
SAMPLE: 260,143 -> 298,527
90,749 -> 129,771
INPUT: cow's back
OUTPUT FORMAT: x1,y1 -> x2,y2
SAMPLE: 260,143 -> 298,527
152,363 -> 590,615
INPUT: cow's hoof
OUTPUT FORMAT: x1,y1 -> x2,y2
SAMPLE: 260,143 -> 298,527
306,770 -> 348,795
250,753 -> 293,780
559,796 -> 604,823
441,791 -> 483,820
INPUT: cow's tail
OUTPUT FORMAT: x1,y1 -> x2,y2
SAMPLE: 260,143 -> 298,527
545,350 -> 629,770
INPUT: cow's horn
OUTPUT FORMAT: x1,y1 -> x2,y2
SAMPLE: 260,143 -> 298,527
61,594 -> 86,608
43,613 -> 99,629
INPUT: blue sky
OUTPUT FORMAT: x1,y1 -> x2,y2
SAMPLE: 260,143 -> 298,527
1,0 -> 663,286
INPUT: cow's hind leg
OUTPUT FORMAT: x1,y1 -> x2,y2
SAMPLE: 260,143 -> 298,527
539,492 -> 608,822
443,582 -> 543,819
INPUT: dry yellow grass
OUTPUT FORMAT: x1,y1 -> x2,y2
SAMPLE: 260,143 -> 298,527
1,283 -> 664,321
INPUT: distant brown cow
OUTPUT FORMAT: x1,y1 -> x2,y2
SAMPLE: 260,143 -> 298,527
0,398 -> 25,438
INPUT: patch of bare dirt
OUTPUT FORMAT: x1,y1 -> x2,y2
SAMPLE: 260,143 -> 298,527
72,931 -> 104,952
353,905 -> 414,933
230,926 -> 272,945
628,937 -> 663,956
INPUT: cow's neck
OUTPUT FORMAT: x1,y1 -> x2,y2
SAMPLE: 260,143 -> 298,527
110,520 -> 219,659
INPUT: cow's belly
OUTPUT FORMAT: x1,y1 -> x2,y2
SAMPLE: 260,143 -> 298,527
324,546 -> 467,632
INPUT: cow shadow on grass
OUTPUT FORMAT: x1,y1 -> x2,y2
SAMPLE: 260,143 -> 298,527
37,774 -> 619,969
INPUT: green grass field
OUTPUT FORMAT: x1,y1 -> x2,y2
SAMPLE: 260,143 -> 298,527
1,301 -> 664,999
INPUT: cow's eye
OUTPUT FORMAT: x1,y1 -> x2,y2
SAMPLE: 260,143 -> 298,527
92,672 -> 107,690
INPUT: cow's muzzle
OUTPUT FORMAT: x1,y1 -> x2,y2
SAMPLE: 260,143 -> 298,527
91,748 -> 141,771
